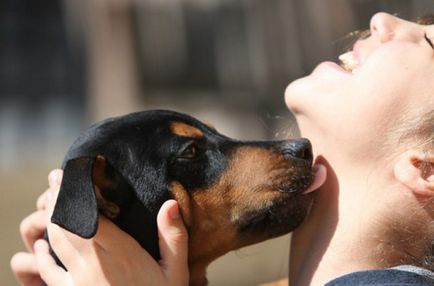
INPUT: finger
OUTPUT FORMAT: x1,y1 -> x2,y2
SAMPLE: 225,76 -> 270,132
46,170 -> 62,215
10,252 -> 38,274
36,191 -> 51,211
10,252 -> 44,286
36,169 -> 62,213
157,200 -> 189,284
46,222 -> 82,270
48,169 -> 63,188
48,219 -> 108,270
34,239 -> 71,285
20,211 -> 48,252
92,216 -> 147,257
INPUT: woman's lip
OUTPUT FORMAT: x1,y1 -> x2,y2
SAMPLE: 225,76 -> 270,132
313,61 -> 352,76
313,40 -> 363,76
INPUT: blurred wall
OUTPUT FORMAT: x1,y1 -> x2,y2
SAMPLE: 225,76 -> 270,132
2,0 -> 433,285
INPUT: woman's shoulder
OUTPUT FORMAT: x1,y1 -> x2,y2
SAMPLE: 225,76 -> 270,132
325,265 -> 434,286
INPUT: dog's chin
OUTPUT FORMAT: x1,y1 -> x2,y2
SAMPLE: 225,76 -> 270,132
237,192 -> 314,243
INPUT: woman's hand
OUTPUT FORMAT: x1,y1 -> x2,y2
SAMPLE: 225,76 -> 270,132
11,170 -> 189,286
35,200 -> 189,286
10,170 -> 62,286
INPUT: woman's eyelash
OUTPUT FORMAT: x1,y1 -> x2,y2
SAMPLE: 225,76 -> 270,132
425,33 -> 434,50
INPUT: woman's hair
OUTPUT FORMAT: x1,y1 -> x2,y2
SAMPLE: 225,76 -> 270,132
396,111 -> 434,271
387,110 -> 434,271
415,111 -> 434,150
416,15 -> 434,25
420,108 -> 434,269
418,115 -> 434,274
398,110 -> 434,150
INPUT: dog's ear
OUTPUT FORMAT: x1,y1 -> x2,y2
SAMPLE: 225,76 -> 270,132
51,156 -> 99,238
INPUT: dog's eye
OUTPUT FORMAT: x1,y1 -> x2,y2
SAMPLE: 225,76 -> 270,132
178,144 -> 198,160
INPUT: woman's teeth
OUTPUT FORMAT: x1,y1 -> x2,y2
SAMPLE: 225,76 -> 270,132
338,51 -> 358,73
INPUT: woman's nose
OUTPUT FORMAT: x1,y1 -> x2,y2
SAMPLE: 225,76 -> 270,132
369,12 -> 398,43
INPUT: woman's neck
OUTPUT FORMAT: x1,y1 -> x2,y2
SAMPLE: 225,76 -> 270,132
289,161 -> 433,286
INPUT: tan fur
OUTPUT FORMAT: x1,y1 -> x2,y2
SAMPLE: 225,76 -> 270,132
170,146 -> 298,285
171,121 -> 204,138
92,156 -> 120,219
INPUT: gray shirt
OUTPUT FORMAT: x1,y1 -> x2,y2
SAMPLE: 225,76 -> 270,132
325,265 -> 434,286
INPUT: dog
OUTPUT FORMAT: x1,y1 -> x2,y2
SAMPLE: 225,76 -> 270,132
48,110 -> 317,286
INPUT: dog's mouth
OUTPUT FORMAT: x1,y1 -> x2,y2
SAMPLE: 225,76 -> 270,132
275,159 -> 327,195
236,160 -> 327,240
236,191 -> 312,240
276,173 -> 313,194
339,51 -> 359,74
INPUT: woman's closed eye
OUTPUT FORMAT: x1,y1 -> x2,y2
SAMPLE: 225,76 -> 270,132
424,33 -> 434,50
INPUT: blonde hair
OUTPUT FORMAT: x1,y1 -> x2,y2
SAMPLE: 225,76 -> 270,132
401,110 -> 434,270
400,110 -> 434,151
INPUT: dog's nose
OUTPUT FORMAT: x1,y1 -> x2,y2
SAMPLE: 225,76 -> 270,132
281,139 -> 313,163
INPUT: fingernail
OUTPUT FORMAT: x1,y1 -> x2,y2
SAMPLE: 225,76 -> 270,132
56,172 -> 62,185
48,171 -> 56,185
49,171 -> 58,186
49,169 -> 63,186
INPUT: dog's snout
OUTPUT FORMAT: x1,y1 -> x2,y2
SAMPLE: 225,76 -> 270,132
281,139 -> 313,163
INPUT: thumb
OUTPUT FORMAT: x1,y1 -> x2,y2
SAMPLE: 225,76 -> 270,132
157,200 -> 189,285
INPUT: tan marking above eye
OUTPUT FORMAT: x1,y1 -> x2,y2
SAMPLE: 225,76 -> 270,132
170,121 -> 204,139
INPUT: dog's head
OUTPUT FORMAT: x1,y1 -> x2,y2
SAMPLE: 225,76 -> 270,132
51,110 -> 316,266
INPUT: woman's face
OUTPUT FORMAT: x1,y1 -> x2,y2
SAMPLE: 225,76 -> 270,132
285,13 -> 434,166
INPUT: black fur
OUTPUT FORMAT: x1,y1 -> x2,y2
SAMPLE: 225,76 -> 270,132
48,110 -> 313,266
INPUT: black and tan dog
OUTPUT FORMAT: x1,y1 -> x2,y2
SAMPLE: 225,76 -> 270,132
49,110 -> 317,286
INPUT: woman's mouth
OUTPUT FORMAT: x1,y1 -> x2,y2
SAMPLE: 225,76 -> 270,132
339,51 -> 359,73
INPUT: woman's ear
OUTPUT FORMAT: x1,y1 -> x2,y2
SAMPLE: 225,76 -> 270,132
394,150 -> 434,196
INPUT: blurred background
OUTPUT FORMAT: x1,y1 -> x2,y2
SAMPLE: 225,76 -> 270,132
2,0 -> 433,285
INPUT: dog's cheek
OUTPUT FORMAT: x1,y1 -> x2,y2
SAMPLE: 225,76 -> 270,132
190,189 -> 241,260
170,180 -> 244,263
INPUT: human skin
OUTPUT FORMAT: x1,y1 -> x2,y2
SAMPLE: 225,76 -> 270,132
10,170 -> 189,286
285,12 -> 434,286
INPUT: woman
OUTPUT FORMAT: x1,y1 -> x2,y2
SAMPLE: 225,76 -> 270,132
286,12 -> 434,285
11,12 -> 434,285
